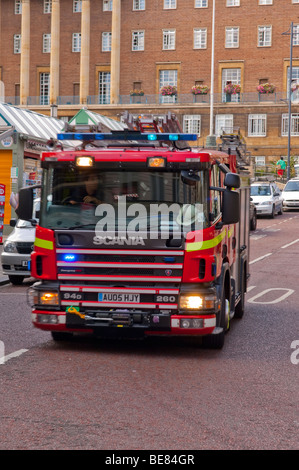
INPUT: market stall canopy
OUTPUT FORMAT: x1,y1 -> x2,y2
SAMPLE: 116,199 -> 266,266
0,102 -> 75,147
68,108 -> 128,131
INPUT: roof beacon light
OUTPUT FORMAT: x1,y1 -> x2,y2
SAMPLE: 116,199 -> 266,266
148,157 -> 166,168
57,132 -> 198,142
75,156 -> 94,167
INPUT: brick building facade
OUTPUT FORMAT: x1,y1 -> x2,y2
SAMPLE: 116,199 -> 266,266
1,0 -> 299,167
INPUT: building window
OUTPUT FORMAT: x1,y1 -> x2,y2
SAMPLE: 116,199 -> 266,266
282,114 -> 299,136
259,0 -> 272,4
40,72 -> 50,105
258,26 -> 272,47
164,0 -> 176,8
248,114 -> 267,137
225,27 -> 239,48
103,0 -> 113,11
159,69 -> 177,103
195,0 -> 208,7
99,71 -> 111,104
133,0 -> 145,9
163,29 -> 176,50
15,0 -> 22,14
43,34 -> 51,53
288,66 -> 299,100
255,156 -> 266,166
132,31 -> 145,51
72,33 -> 81,52
227,0 -> 240,5
222,68 -> 241,102
194,28 -> 207,49
215,114 -> 233,137
293,24 -> 299,46
44,0 -> 52,13
102,32 -> 112,52
73,0 -> 82,12
183,115 -> 201,136
14,34 -> 21,54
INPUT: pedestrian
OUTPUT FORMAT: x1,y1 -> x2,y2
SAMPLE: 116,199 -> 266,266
276,157 -> 286,178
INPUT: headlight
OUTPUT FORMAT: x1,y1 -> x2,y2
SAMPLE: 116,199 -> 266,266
3,241 -> 17,253
27,289 -> 59,306
40,292 -> 59,306
261,201 -> 272,205
180,294 -> 215,310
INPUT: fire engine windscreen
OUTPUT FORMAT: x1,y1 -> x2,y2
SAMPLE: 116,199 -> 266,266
40,167 -> 209,238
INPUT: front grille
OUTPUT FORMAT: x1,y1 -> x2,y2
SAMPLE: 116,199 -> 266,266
16,242 -> 33,254
56,248 -> 184,283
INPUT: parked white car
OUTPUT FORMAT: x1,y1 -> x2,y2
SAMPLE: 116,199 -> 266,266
282,177 -> 299,211
250,182 -> 283,218
1,199 -> 39,285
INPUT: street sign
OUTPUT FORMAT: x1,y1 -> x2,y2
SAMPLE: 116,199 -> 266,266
0,183 -> 5,244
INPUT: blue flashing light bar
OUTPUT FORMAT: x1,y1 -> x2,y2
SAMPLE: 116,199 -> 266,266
57,132 -> 198,142
63,254 -> 77,262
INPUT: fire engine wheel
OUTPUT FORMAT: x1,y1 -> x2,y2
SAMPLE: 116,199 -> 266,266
234,270 -> 246,319
202,289 -> 227,350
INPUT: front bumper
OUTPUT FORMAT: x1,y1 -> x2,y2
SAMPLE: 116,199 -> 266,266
1,252 -> 31,277
283,200 -> 299,209
29,281 -> 219,338
31,309 -> 216,337
254,204 -> 273,215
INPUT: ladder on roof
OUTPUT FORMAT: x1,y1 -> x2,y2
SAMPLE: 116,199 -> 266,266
219,127 -> 251,174
122,111 -> 183,134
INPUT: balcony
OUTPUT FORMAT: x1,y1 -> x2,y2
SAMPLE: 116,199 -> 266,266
2,91 -> 298,107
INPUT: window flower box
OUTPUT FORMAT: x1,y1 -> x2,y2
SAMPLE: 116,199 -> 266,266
224,83 -> 241,95
130,90 -> 144,96
160,85 -> 177,96
256,83 -> 276,94
191,85 -> 209,95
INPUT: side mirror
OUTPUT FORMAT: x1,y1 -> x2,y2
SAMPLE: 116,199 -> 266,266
15,187 -> 34,221
224,173 -> 240,189
10,218 -> 16,227
181,170 -> 200,186
222,189 -> 240,225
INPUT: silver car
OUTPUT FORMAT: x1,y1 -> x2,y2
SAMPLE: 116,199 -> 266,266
1,198 -> 39,285
250,182 -> 283,218
1,219 -> 36,284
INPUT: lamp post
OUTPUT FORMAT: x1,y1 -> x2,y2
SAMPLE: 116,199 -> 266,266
206,0 -> 216,149
282,22 -> 295,181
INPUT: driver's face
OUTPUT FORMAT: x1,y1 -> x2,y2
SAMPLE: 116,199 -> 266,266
85,174 -> 98,194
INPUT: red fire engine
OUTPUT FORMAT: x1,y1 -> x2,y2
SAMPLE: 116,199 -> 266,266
18,115 -> 250,349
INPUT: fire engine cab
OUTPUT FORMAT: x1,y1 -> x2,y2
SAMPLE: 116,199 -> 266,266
18,115 -> 250,349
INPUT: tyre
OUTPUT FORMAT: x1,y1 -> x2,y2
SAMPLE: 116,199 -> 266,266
270,205 -> 275,218
250,210 -> 257,231
8,275 -> 24,285
278,205 -> 283,215
202,290 -> 227,349
234,269 -> 245,319
51,331 -> 73,341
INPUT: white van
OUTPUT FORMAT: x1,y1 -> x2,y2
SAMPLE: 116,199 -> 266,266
1,199 -> 39,285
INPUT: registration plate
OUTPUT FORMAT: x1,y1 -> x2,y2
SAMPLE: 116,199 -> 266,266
98,292 -> 140,303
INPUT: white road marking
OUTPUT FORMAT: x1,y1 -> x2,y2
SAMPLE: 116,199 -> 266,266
249,253 -> 272,265
246,286 -> 256,293
0,348 -> 28,365
248,288 -> 294,305
281,239 -> 299,249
